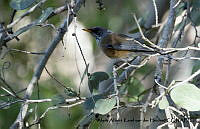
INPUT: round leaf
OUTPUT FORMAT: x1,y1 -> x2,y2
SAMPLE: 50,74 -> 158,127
10,0 -> 36,10
93,97 -> 116,115
170,83 -> 200,111
83,95 -> 104,111
88,72 -> 109,93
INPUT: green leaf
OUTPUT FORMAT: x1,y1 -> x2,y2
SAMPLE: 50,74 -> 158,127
94,97 -> 116,115
190,0 -> 200,26
88,72 -> 109,93
170,83 -> 200,111
83,94 -> 104,111
159,96 -> 169,109
10,0 -> 36,10
36,7 -> 54,24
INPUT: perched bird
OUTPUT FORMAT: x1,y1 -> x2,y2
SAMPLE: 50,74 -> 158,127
82,27 -> 156,59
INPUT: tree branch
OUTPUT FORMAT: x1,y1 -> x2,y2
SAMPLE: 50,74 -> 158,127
9,0 -> 85,129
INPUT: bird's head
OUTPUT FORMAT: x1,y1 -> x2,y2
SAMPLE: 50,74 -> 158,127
82,27 -> 111,42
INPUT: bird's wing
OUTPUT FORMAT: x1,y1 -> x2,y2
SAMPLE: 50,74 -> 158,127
115,33 -> 135,41
111,33 -> 155,52
100,33 -> 155,54
112,43 -> 155,52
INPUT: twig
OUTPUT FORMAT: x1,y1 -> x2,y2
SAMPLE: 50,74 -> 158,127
0,100 -> 24,109
152,0 -> 158,26
0,88 -> 26,97
72,33 -> 88,68
133,14 -> 160,50
0,76 -> 23,100
10,48 -> 45,55
26,99 -> 52,103
29,100 -> 84,128
169,68 -> 200,91
44,67 -> 68,89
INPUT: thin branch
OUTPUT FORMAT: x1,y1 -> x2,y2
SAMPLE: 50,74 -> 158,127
44,67 -> 68,89
0,77 -> 23,100
0,88 -> 26,97
73,33 -> 88,68
28,100 -> 85,128
10,48 -> 45,55
133,14 -> 160,50
169,68 -> 200,91
152,0 -> 158,26
0,100 -> 24,109
6,0 -> 47,29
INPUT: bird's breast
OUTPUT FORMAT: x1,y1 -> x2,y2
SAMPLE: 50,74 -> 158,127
101,45 -> 130,58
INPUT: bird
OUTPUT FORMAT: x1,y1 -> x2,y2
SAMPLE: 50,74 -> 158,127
82,27 -> 157,59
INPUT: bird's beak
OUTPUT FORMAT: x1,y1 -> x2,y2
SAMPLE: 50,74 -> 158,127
82,28 -> 92,33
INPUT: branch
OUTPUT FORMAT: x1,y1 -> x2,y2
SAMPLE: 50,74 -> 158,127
153,0 -> 177,128
6,0 -> 48,30
9,0 -> 85,129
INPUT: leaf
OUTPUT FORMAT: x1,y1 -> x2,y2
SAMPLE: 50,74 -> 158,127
88,72 -> 109,93
10,0 -> 36,10
83,94 -> 104,111
190,0 -> 200,26
36,7 -> 54,24
170,83 -> 200,111
159,96 -> 169,109
93,97 -> 116,115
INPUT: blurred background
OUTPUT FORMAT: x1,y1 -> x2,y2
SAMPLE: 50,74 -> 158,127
1,0 -> 196,129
